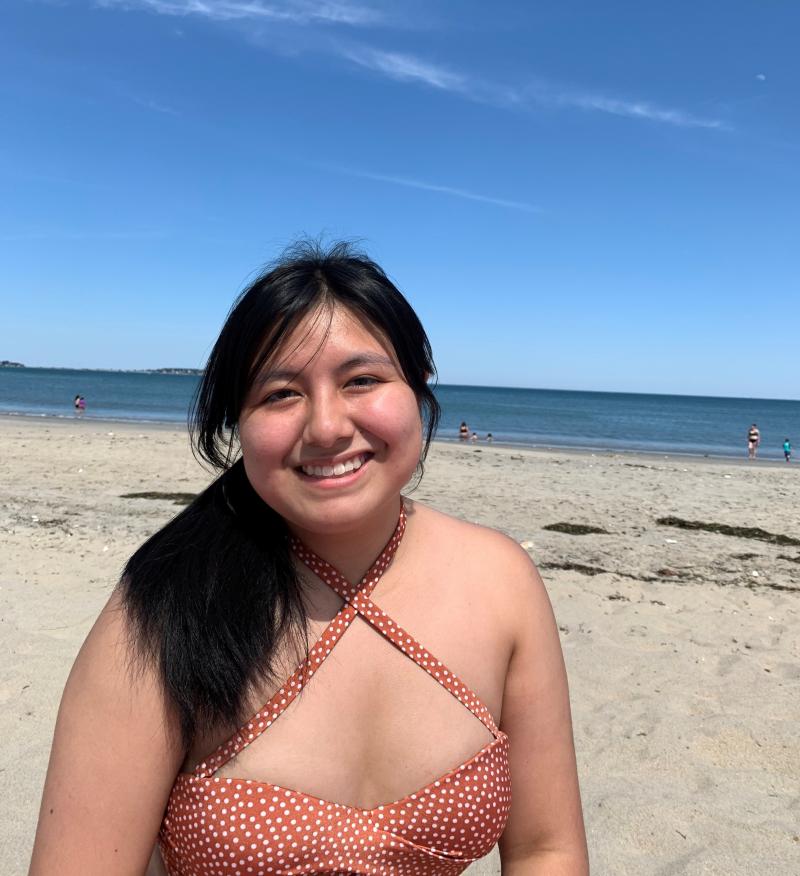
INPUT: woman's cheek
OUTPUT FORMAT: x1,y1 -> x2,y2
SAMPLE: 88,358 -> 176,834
240,413 -> 296,465
366,390 -> 422,444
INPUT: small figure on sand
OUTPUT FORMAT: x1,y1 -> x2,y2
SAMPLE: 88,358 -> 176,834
74,395 -> 86,416
459,421 -> 469,441
747,423 -> 760,460
783,438 -> 792,463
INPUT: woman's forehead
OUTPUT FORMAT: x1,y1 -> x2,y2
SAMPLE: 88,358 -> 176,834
259,304 -> 398,375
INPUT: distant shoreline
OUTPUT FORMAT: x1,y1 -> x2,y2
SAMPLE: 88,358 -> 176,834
2,366 -> 798,403
0,364 -> 203,375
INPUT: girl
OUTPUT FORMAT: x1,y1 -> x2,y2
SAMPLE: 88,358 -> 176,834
31,242 -> 588,875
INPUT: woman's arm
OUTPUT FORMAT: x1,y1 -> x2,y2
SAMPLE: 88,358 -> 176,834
498,549 -> 589,875
29,590 -> 185,876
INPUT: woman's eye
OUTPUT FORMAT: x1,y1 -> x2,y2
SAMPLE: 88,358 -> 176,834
348,376 -> 379,389
264,388 -> 298,404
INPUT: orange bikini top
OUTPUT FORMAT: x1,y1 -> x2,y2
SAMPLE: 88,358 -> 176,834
160,507 -> 511,875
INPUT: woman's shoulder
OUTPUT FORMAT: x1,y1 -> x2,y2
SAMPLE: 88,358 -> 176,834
405,500 -> 543,605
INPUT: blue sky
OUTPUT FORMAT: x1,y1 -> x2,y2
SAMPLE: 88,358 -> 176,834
2,1 -> 798,398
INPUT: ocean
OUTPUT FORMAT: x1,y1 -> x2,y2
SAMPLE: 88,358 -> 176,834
1,367 -> 798,460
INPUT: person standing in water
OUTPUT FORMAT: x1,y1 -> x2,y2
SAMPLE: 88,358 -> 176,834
747,423 -> 760,460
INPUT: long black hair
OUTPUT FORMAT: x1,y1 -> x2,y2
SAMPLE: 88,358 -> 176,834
121,240 -> 440,749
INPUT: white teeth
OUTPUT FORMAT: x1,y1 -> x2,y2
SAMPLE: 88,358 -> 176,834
302,455 -> 367,478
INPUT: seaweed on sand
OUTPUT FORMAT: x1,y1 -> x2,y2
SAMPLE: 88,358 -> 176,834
656,517 -> 800,547
120,491 -> 197,506
543,522 -> 610,535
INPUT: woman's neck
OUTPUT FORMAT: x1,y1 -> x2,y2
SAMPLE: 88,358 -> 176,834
289,496 -> 404,583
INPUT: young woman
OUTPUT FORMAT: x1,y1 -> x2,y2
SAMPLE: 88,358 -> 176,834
31,242 -> 588,875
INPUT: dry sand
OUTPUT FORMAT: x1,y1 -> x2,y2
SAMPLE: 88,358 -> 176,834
1,416 -> 798,875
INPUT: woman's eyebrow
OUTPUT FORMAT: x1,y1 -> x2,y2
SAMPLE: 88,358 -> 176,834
336,353 -> 395,372
255,353 -> 395,387
254,367 -> 299,387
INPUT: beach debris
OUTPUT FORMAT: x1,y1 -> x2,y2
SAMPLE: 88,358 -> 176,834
31,515 -> 39,522
607,592 -> 629,601
723,474 -> 732,479
664,538 -> 678,544
107,432 -> 114,436
102,545 -> 109,552
657,567 -> 680,577
77,468 -> 84,473
657,516 -> 800,547
519,540 -> 534,551
120,491 -> 196,505
543,522 -> 610,535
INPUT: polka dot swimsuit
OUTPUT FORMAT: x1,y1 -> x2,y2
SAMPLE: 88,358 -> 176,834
159,507 -> 511,875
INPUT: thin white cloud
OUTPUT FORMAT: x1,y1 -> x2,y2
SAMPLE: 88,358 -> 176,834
329,166 -> 540,213
540,89 -> 727,130
95,0 -> 383,26
129,94 -> 180,115
342,47 -> 468,92
341,46 -> 521,107
340,46 -> 725,130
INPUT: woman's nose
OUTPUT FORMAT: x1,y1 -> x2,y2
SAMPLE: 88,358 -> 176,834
303,390 -> 354,448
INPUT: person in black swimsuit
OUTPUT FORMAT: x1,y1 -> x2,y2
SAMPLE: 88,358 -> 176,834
747,423 -> 760,460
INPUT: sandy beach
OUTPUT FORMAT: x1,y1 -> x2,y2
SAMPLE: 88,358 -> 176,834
2,416 -> 798,875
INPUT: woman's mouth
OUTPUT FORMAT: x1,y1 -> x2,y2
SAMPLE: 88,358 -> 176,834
299,452 -> 372,479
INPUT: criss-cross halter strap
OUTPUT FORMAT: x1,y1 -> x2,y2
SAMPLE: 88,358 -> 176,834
195,503 -> 499,779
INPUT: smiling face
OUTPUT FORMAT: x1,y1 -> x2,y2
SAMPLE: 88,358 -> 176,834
237,304 -> 423,541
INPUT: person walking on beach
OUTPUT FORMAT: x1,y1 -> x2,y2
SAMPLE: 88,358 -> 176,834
747,423 -> 760,459
31,241 -> 589,876
783,438 -> 792,462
